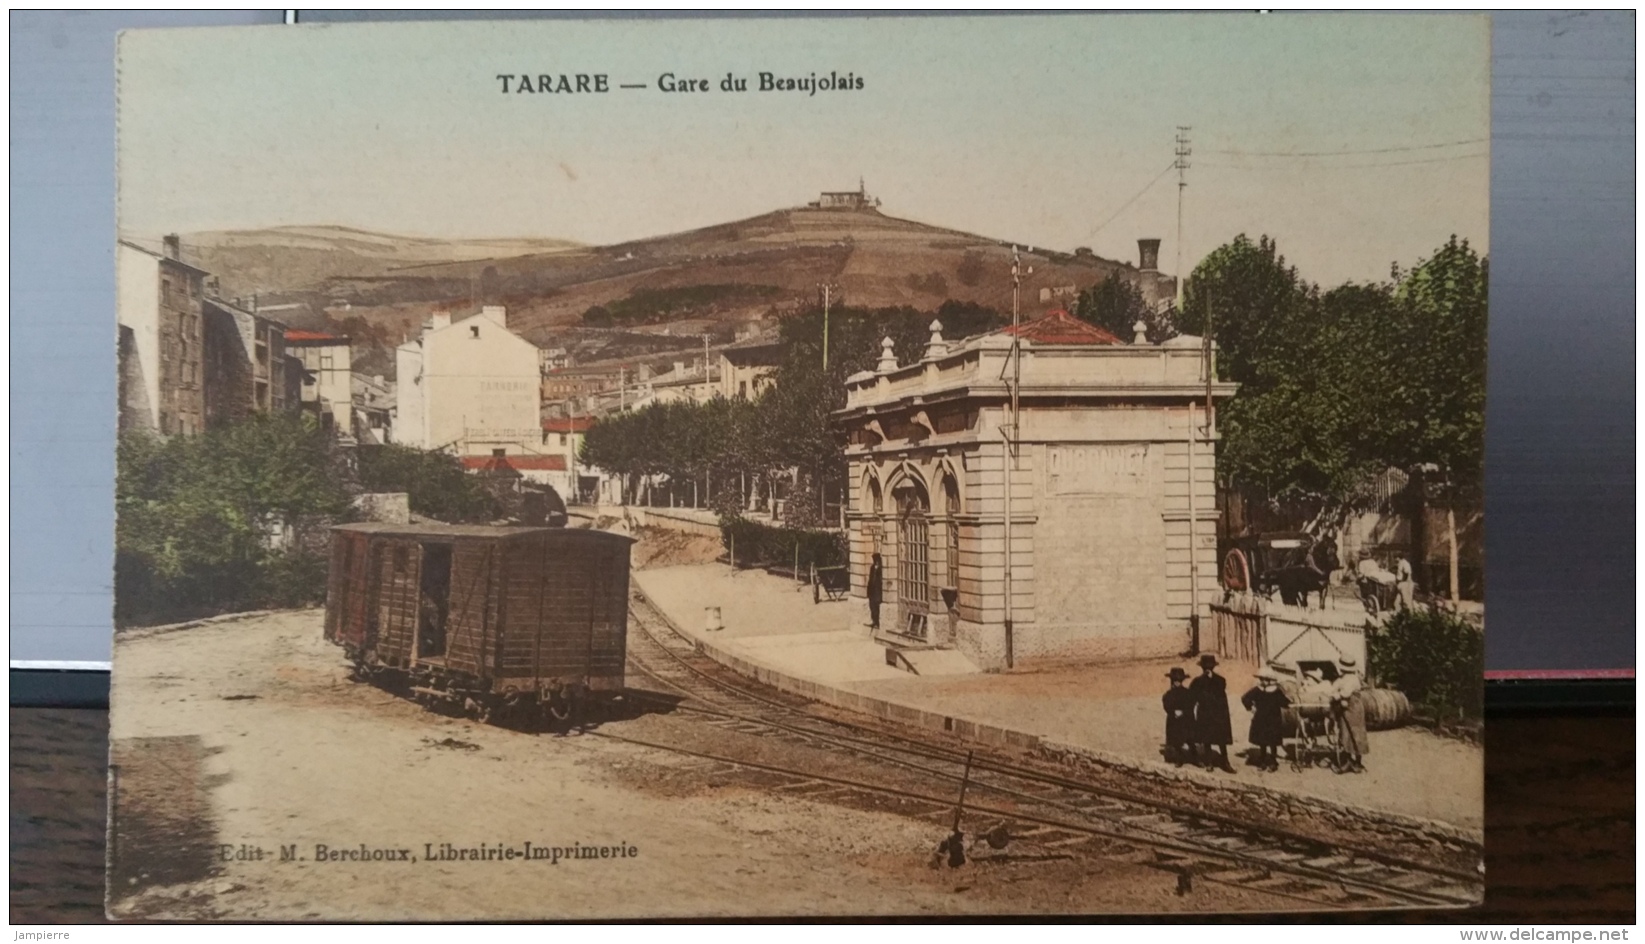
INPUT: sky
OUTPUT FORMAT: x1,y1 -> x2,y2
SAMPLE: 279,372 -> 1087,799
118,13 -> 1490,287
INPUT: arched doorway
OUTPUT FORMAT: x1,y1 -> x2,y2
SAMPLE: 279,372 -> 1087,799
893,476 -> 931,639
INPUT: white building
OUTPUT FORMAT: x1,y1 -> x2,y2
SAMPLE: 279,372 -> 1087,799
395,306 -> 542,458
285,330 -> 354,437
650,359 -> 721,405
117,238 -> 209,435
833,310 -> 1236,670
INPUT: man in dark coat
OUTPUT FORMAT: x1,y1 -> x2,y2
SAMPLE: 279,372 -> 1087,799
1190,653 -> 1235,772
1161,667 -> 1195,766
866,553 -> 884,630
1241,666 -> 1291,771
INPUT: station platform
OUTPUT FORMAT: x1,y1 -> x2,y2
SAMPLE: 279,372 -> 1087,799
632,562 -> 1485,837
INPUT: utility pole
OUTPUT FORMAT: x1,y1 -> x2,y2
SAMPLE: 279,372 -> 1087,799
1175,126 -> 1200,654
1000,245 -> 1028,670
1174,126 -> 1191,310
819,283 -> 840,371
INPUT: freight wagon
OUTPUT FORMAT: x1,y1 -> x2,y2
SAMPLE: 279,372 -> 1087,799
324,522 -> 633,725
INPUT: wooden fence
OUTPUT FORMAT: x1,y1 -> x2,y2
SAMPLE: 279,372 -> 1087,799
1209,597 -> 1369,671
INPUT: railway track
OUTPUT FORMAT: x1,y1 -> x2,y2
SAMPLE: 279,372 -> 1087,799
615,591 -> 1485,912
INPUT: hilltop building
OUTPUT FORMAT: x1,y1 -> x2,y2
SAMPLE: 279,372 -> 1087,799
807,179 -> 881,211
833,310 -> 1236,671
117,237 -> 210,435
395,306 -> 543,459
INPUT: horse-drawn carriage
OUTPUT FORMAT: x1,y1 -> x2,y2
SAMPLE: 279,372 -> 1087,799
1220,531 -> 1340,608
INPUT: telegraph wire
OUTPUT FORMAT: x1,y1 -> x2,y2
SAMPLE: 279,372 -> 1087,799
1199,151 -> 1488,170
1203,137 -> 1487,157
1086,160 -> 1177,239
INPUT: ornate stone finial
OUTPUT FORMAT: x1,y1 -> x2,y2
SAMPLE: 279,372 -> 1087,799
1133,319 -> 1150,345
925,319 -> 947,360
877,335 -> 898,373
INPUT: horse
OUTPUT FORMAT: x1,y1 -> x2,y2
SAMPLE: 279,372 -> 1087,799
1273,535 -> 1341,610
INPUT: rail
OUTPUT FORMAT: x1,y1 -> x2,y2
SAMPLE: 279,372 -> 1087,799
622,593 -> 1483,910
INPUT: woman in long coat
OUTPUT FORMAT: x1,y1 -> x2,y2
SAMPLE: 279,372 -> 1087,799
1241,667 -> 1291,771
1332,658 -> 1369,773
1189,653 -> 1234,772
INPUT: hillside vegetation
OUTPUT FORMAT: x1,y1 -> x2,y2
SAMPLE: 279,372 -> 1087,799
159,206 -> 1173,379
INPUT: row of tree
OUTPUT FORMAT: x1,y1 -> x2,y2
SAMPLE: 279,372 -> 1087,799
581,235 -> 1485,537
580,300 -> 1008,525
1177,234 -> 1487,515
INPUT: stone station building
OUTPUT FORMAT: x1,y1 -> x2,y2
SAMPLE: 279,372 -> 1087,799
833,310 -> 1236,671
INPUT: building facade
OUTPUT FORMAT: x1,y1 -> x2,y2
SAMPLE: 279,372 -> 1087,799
650,359 -> 721,405
202,296 -> 297,428
395,306 -> 542,457
351,372 -> 395,445
718,340 -> 782,400
117,237 -> 209,435
542,415 -> 600,502
833,310 -> 1236,670
286,330 -> 355,437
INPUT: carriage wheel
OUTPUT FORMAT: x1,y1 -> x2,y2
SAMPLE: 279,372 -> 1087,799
1222,549 -> 1252,594
1362,591 -> 1381,619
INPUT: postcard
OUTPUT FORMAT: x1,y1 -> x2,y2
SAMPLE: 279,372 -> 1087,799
110,14 -> 1489,919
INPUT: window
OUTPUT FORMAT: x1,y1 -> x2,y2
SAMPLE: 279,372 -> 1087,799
470,325 -> 481,339
319,350 -> 334,370
559,433 -> 568,446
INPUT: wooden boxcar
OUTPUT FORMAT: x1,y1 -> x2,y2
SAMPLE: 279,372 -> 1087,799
324,522 -> 633,724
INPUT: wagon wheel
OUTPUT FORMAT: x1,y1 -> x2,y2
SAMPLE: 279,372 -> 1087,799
1222,549 -> 1252,594
1362,590 -> 1381,619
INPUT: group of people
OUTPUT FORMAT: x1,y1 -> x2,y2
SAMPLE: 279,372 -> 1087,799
1162,652 -> 1369,774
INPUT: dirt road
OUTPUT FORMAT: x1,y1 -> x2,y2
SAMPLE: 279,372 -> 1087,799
109,610 -> 1275,920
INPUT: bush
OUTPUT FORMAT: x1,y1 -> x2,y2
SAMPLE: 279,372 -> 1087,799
719,514 -> 845,573
1367,607 -> 1484,721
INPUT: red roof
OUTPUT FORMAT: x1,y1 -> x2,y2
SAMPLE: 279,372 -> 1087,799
284,329 -> 348,343
998,309 -> 1123,345
462,455 -> 568,473
542,416 -> 595,433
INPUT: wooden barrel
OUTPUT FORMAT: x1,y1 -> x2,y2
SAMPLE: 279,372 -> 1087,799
1362,688 -> 1412,730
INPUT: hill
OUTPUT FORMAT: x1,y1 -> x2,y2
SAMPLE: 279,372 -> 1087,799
161,206 -> 1175,378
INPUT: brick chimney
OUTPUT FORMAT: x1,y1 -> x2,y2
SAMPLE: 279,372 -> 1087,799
431,312 -> 452,331
481,305 -> 507,328
162,234 -> 181,260
1138,238 -> 1161,272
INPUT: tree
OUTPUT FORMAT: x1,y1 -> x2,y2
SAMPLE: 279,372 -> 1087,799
356,443 -> 499,523
1182,233 -> 1487,599
1072,273 -> 1157,342
1386,237 -> 1488,599
115,413 -> 355,624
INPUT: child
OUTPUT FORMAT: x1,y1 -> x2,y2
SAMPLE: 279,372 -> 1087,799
1241,667 -> 1291,772
1161,667 -> 1195,765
